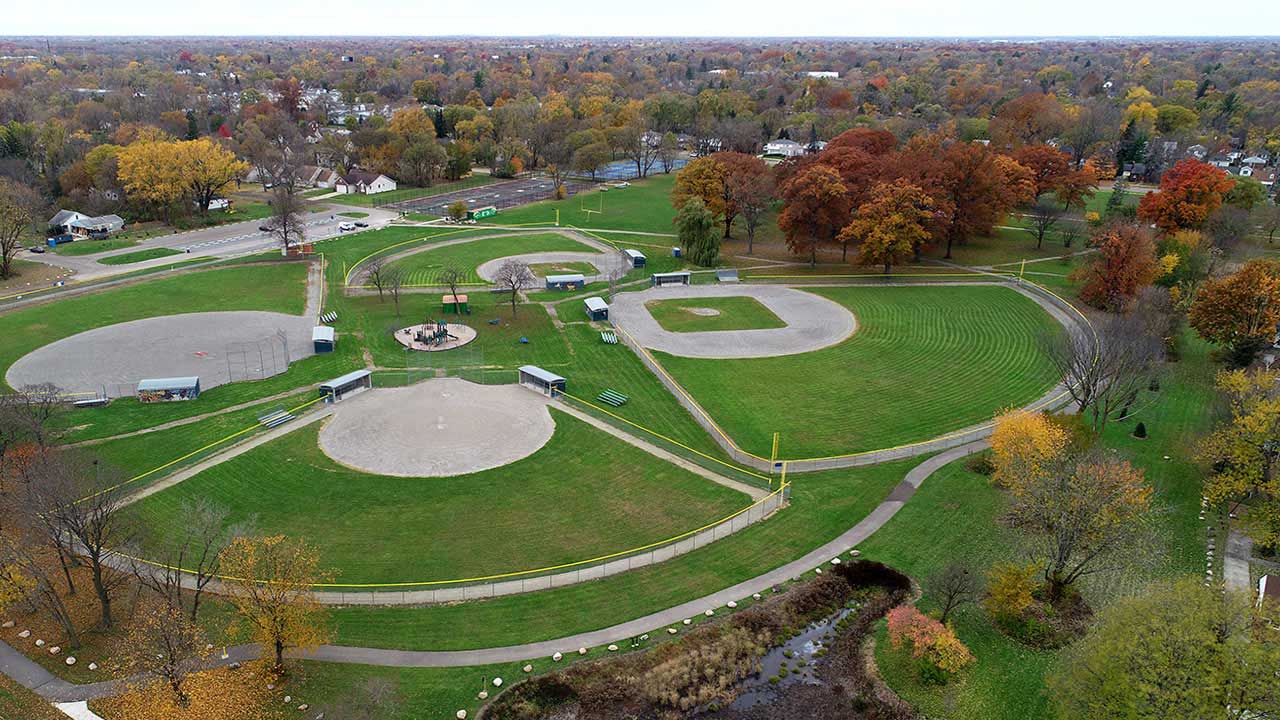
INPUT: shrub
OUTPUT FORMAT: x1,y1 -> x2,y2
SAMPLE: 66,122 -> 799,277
965,453 -> 996,476
990,409 -> 1069,493
1133,422 -> 1147,439
984,562 -> 1038,620
885,605 -> 974,679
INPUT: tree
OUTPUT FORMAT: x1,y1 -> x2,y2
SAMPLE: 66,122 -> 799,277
676,198 -> 720,267
1259,203 -> 1280,244
265,186 -> 306,255
1188,259 -> 1280,366
176,138 -> 249,215
926,563 -> 977,625
726,164 -> 774,255
989,409 -> 1070,494
1224,176 -> 1267,211
1025,199 -> 1062,249
1012,144 -> 1071,197
1053,168 -> 1097,212
0,383 -> 66,456
838,179 -> 935,271
1075,223 -> 1160,312
1199,368 -> 1280,551
778,164 -> 850,266
671,156 -> 729,232
446,200 -> 468,221
885,605 -> 975,679
658,131 -> 680,173
1050,580 -> 1280,719
570,141 -> 611,180
1137,159 -> 1235,234
134,498 -> 243,623
121,602 -> 210,706
219,535 -> 332,673
989,92 -> 1066,148
493,260 -> 534,317
1008,452 -> 1154,602
385,264 -> 405,317
439,266 -> 464,313
364,258 -> 388,301
320,677 -> 404,720
1045,309 -> 1163,432
983,561 -> 1038,619
397,140 -> 447,187
0,178 -> 39,279
50,453 -> 135,629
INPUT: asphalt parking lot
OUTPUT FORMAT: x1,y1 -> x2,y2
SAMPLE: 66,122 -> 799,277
390,177 -> 596,216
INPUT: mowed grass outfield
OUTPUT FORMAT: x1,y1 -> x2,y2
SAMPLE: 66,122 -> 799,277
646,296 -> 786,333
385,233 -> 600,286
123,409 -> 748,585
656,285 -> 1061,458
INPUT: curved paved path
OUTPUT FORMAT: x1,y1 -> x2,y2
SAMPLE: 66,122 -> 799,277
610,284 -> 858,359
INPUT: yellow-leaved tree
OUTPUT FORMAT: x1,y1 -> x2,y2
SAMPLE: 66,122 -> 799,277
219,535 -> 332,673
989,408 -> 1069,495
118,137 -> 247,220
1199,368 -> 1280,551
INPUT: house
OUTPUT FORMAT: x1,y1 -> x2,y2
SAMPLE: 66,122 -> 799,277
1242,154 -> 1269,167
1259,575 -> 1280,609
764,139 -> 804,157
69,214 -> 125,237
1259,170 -> 1277,189
335,171 -> 397,195
1207,155 -> 1233,169
296,165 -> 340,189
1186,144 -> 1208,160
806,71 -> 840,78
48,209 -> 89,235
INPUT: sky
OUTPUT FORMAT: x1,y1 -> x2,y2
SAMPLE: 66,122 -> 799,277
7,0 -> 1280,38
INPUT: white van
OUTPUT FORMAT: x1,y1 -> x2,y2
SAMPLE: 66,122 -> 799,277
338,222 -> 356,232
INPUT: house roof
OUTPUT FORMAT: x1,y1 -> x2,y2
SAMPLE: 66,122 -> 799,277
69,214 -> 124,229
340,171 -> 387,185
49,209 -> 87,226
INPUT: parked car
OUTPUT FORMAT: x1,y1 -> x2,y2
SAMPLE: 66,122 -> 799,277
28,245 -> 45,253
258,225 -> 272,232
338,222 -> 356,231
354,221 -> 369,228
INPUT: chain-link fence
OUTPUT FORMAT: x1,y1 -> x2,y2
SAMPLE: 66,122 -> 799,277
225,330 -> 291,383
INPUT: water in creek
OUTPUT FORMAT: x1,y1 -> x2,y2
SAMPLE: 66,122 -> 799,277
727,605 -> 856,711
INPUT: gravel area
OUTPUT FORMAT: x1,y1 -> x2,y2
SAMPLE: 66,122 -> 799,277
317,378 -> 556,477
475,250 -> 629,283
6,311 -> 315,397
610,285 -> 857,358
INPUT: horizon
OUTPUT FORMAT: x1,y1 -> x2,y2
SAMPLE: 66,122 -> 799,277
8,0 -> 1280,39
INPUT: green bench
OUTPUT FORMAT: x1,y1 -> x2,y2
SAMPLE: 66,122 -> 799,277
597,389 -> 629,407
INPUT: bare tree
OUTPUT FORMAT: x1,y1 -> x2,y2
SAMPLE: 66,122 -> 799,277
133,498 -> 246,622
0,178 -> 41,279
0,383 -> 66,460
439,266 -> 465,312
364,257 -> 387,301
1259,203 -> 1280,244
0,528 -> 81,647
120,601 -> 209,706
266,186 -> 307,255
50,453 -> 136,629
927,563 -> 977,625
1044,309 -> 1163,432
1059,222 -> 1083,249
321,676 -> 403,720
493,260 -> 534,317
1026,200 -> 1063,249
386,264 -> 405,317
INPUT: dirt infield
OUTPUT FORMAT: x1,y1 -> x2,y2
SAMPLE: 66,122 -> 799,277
317,378 -> 556,477
5,311 -> 316,397
475,250 -> 629,283
609,285 -> 857,359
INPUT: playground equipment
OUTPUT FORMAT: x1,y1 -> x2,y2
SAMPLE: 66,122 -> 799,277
415,320 -> 459,348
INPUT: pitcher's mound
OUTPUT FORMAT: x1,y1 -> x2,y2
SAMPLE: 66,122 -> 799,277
317,378 -> 555,477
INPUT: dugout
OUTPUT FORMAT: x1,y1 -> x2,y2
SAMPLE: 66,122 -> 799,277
623,248 -> 647,268
312,326 -> 335,354
518,365 -> 565,397
651,271 -> 692,287
583,296 -> 609,321
137,376 -> 200,403
442,294 -> 469,313
545,273 -> 585,290
319,369 -> 373,402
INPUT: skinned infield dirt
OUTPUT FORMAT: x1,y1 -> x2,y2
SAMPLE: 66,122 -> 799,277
6,311 -> 316,397
317,378 -> 556,477
609,284 -> 858,358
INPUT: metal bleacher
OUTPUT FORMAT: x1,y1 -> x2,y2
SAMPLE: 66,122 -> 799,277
257,407 -> 296,429
597,389 -> 629,407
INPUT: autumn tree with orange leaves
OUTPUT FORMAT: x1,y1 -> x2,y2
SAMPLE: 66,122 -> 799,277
219,535 -> 332,673
1188,258 -> 1280,367
1137,158 -> 1235,234
837,179 -> 935,272
1013,144 -> 1072,197
1075,223 -> 1160,311
778,164 -> 851,266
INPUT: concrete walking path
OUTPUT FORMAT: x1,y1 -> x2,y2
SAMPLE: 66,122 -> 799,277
1225,529 -> 1254,591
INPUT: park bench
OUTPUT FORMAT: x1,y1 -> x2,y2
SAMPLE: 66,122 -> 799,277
600,331 -> 618,344
597,389 -> 629,407
258,407 -> 296,429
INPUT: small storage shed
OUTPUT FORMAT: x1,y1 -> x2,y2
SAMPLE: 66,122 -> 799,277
319,369 -> 373,402
518,365 -> 566,397
545,273 -> 585,290
671,246 -> 682,258
623,249 -> 647,268
442,294 -> 469,313
137,376 -> 200,403
312,326 -> 336,353
651,271 -> 692,287
584,297 -> 609,321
